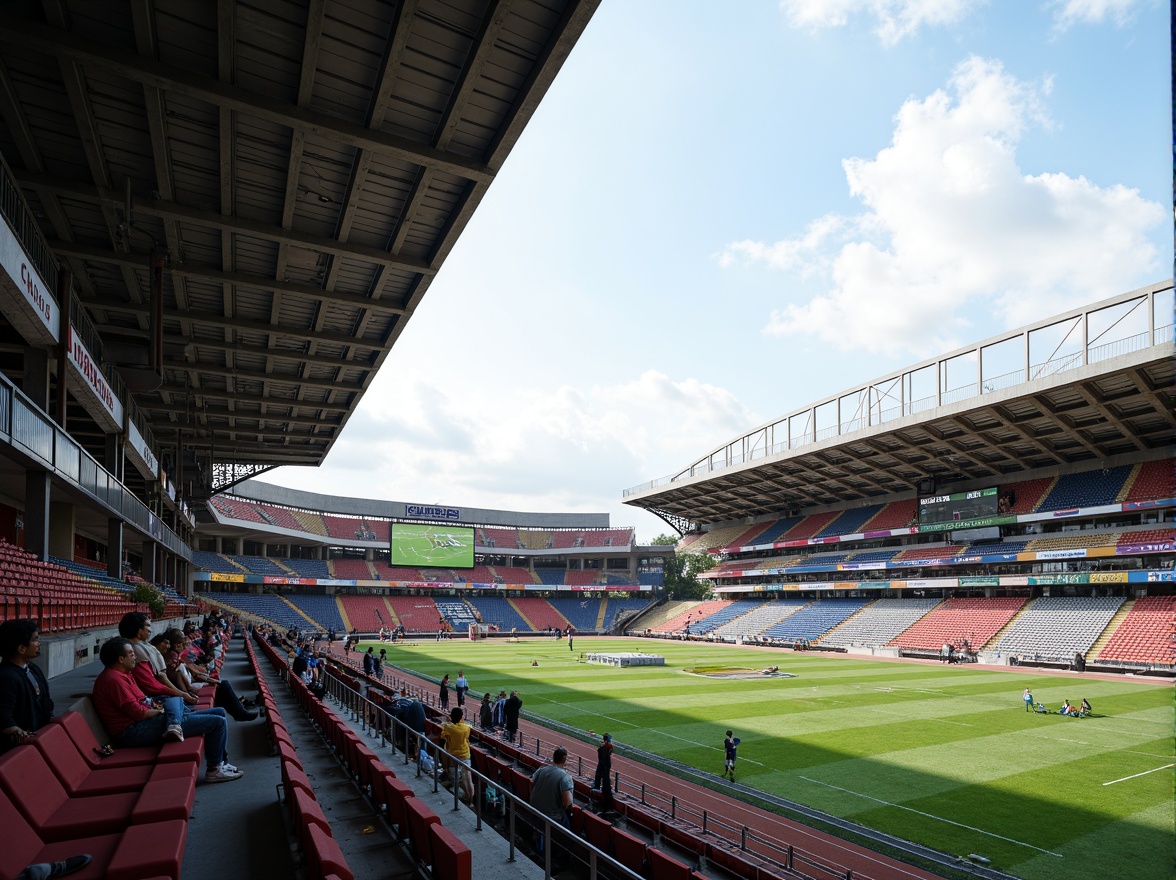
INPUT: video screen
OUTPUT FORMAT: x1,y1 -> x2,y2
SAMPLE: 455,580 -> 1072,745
390,522 -> 475,569
918,487 -> 998,526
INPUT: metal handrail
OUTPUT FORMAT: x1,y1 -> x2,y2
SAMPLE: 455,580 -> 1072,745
320,660 -> 879,880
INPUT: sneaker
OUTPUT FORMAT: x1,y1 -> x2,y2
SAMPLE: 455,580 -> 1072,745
205,763 -> 243,783
221,762 -> 241,774
163,724 -> 184,743
44,854 -> 93,878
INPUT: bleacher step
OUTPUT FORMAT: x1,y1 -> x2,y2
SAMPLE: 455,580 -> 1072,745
1089,599 -> 1134,659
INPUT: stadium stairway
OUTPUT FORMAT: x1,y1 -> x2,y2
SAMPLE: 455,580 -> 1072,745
814,601 -> 872,644
1089,599 -> 1134,659
984,602 -> 1034,649
335,596 -> 353,633
381,598 -> 402,629
507,598 -> 540,631
594,601 -> 608,630
281,595 -> 322,630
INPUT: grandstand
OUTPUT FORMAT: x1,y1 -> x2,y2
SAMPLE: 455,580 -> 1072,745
622,283 -> 1172,673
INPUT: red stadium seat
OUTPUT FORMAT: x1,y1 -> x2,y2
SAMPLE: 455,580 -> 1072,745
429,824 -> 472,880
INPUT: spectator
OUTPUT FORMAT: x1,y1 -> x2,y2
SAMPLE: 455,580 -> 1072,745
494,690 -> 507,728
119,613 -> 195,732
439,674 -> 450,710
92,638 -> 241,783
439,707 -> 475,802
363,647 -> 375,676
0,619 -> 53,754
529,746 -> 573,854
455,670 -> 468,707
165,629 -> 255,722
592,733 -> 614,810
479,692 -> 494,731
292,648 -> 310,681
504,689 -> 522,742
389,695 -> 427,758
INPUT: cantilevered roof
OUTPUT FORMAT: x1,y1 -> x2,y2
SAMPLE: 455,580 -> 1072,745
0,0 -> 598,497
624,283 -> 1175,529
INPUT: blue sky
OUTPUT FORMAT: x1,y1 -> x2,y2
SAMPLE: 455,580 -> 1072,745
264,0 -> 1170,543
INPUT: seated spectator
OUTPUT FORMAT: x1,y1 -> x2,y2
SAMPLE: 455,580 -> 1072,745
1060,699 -> 1074,716
0,619 -> 54,754
92,637 -> 241,783
163,629 -> 257,722
1080,697 -> 1092,716
119,613 -> 196,716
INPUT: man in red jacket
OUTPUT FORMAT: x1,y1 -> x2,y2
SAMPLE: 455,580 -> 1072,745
92,637 -> 241,783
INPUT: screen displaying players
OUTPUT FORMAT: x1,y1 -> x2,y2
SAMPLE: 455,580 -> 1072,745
390,522 -> 475,569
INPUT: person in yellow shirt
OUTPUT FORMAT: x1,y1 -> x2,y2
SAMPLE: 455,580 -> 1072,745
440,706 -> 475,802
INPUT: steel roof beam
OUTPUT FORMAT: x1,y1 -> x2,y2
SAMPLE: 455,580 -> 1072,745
0,13 -> 494,183
18,174 -> 435,275
48,244 -> 407,314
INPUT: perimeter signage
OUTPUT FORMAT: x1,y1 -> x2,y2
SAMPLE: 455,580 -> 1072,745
0,219 -> 60,345
67,325 -> 123,430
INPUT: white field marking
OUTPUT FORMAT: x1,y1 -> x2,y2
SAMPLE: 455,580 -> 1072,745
928,719 -> 974,727
534,694 -> 765,766
1080,721 -> 1173,739
866,707 -> 907,717
1124,750 -> 1175,759
797,777 -> 1063,857
1102,764 -> 1174,786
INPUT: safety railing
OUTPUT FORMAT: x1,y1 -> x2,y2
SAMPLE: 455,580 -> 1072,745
320,660 -> 882,880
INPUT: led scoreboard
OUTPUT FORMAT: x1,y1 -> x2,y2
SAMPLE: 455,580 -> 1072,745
918,487 -> 998,526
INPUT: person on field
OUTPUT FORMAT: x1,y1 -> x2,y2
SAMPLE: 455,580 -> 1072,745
1022,688 -> 1033,712
723,730 -> 740,781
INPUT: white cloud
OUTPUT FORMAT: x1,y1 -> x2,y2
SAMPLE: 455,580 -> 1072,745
268,370 -> 758,538
722,56 -> 1164,356
1050,0 -> 1146,29
780,0 -> 984,45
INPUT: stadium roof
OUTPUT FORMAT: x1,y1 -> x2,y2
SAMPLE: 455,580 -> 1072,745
623,282 -> 1175,530
0,0 -> 599,501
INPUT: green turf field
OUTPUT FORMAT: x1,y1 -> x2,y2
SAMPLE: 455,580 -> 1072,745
359,637 -> 1174,880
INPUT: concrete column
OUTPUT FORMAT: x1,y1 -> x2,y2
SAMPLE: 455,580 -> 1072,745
104,433 -> 124,483
22,348 -> 51,412
48,501 -> 74,560
24,470 -> 50,560
142,540 -> 157,583
107,518 -> 123,579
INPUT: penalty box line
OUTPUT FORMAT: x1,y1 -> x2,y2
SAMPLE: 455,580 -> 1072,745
797,777 -> 1063,857
1102,764 -> 1174,786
